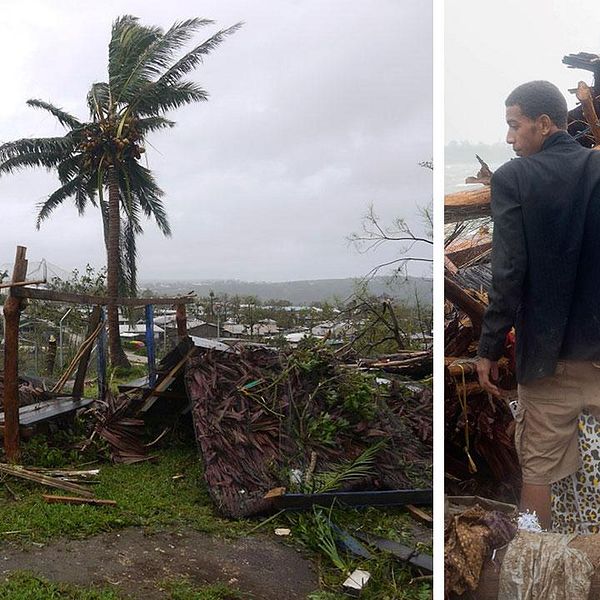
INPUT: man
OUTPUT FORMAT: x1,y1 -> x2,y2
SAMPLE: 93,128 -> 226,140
477,80 -> 600,529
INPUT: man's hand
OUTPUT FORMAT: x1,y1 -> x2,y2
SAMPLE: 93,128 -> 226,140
477,357 -> 500,396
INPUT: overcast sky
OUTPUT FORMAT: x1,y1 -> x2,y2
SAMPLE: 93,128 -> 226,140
0,0 -> 432,282
446,0 -> 600,145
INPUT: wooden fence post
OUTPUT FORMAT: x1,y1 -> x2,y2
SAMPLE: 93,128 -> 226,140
3,246 -> 28,462
176,303 -> 187,340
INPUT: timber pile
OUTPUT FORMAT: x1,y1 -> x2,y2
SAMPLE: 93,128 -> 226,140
185,343 -> 432,518
354,350 -> 432,378
444,157 -> 521,500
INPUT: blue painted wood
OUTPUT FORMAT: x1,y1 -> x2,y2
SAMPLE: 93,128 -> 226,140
145,304 -> 156,387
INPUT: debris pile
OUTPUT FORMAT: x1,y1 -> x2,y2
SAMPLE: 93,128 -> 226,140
186,342 -> 432,517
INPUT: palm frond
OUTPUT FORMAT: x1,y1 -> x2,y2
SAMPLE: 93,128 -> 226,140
127,161 -> 170,236
119,215 -> 138,296
134,80 -> 208,117
57,155 -> 83,183
0,136 -> 74,161
36,177 -> 84,228
26,99 -> 82,129
313,441 -> 386,493
108,15 -> 162,103
0,152 -> 64,176
158,23 -> 243,86
114,18 -> 213,105
87,82 -> 111,120
136,116 -> 176,134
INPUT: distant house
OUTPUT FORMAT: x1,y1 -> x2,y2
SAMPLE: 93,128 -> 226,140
254,319 -> 279,336
186,321 -> 234,339
311,321 -> 354,338
284,330 -> 315,345
119,323 -> 164,342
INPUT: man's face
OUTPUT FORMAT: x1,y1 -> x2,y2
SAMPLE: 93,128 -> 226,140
505,105 -> 546,157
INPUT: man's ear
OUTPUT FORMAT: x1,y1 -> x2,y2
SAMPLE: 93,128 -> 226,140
537,114 -> 554,135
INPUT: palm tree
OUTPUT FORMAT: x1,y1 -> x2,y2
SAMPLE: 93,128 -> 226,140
0,16 -> 241,367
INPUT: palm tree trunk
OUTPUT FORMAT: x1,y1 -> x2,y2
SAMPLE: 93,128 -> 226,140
107,167 -> 131,369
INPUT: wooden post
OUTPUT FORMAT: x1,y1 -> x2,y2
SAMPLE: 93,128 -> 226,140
72,306 -> 102,400
176,303 -> 188,340
145,304 -> 156,387
3,246 -> 28,462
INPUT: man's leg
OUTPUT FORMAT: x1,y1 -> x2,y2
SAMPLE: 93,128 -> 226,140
520,482 -> 552,530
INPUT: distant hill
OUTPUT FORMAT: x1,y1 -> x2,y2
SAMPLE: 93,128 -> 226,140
142,276 -> 432,306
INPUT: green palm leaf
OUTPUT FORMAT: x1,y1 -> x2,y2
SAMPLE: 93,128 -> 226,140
26,99 -> 83,129
36,177 -> 85,227
158,23 -> 243,86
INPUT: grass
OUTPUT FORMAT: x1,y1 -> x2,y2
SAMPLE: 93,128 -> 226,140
0,446 -> 246,543
0,571 -> 122,599
0,572 -> 247,600
160,577 -> 247,600
0,436 -> 431,599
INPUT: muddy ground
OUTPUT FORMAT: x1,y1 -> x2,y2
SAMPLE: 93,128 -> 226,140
0,527 -> 318,599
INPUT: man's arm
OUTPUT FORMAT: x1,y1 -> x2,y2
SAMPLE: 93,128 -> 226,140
477,164 -> 527,393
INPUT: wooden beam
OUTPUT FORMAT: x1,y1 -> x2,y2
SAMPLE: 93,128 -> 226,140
176,303 -> 188,340
3,246 -> 28,462
444,273 -> 486,336
11,286 -> 195,307
445,187 -> 491,223
0,278 -> 46,290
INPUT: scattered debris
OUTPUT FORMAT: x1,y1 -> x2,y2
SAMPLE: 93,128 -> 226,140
274,528 -> 291,536
0,463 -> 95,498
342,569 -> 371,595
42,495 -> 117,506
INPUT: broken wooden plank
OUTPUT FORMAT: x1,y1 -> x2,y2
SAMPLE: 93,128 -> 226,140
444,274 -> 486,336
42,494 -> 115,506
141,347 -> 196,412
406,504 -> 433,526
0,463 -> 94,497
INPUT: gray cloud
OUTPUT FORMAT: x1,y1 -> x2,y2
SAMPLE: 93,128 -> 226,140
0,0 -> 431,281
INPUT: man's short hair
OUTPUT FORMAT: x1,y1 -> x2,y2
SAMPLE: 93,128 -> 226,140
506,81 -> 568,129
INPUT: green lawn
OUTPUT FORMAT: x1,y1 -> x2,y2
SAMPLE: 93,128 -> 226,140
0,572 -> 245,600
0,442 -> 431,599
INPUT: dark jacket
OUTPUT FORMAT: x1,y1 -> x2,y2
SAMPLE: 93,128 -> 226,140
478,131 -> 600,383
